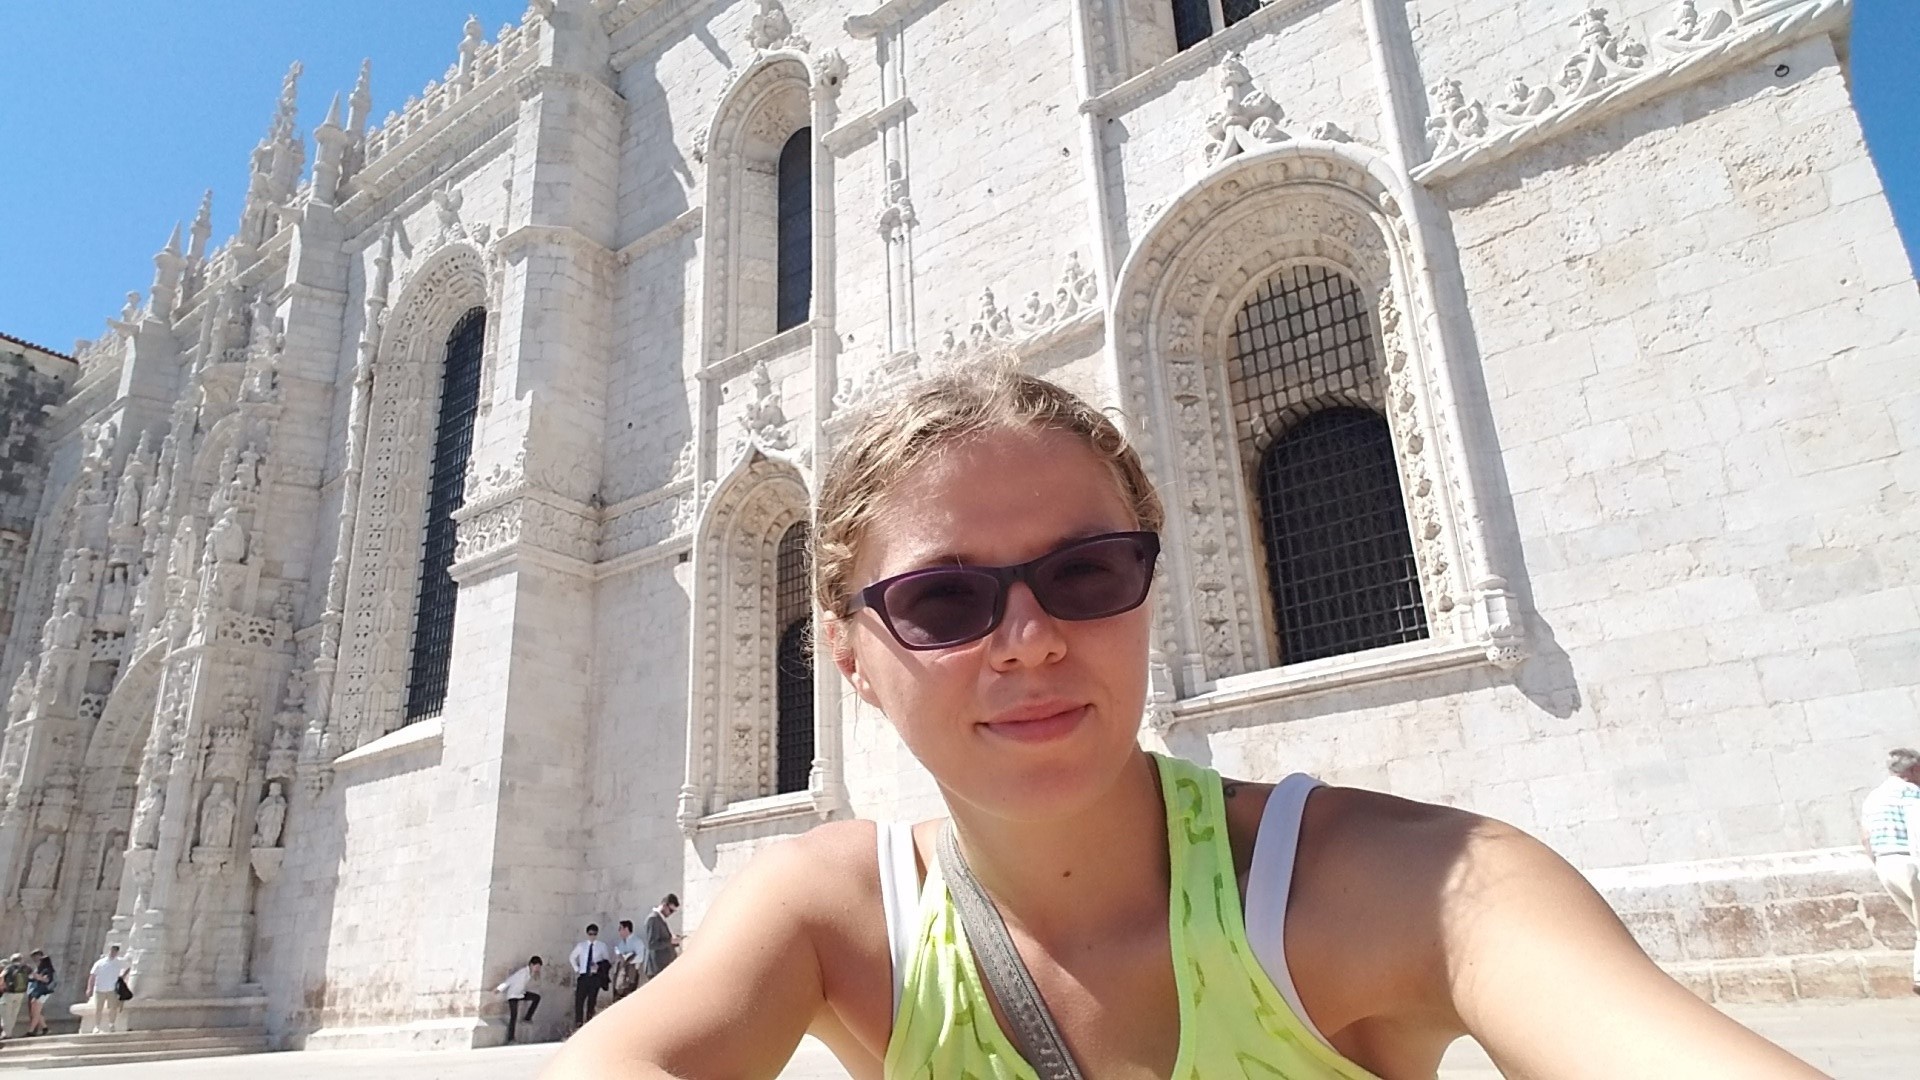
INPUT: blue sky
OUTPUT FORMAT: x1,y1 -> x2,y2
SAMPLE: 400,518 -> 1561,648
3,2 -> 1915,355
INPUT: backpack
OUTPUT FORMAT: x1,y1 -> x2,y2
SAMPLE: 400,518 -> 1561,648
3,966 -> 26,994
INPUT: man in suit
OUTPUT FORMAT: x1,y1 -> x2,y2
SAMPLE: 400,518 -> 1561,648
568,925 -> 610,1026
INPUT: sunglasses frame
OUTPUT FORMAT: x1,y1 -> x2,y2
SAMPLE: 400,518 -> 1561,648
846,531 -> 1161,651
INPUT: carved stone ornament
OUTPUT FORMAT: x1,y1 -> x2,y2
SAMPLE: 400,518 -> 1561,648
740,361 -> 794,452
748,0 -> 808,53
933,252 -> 1102,361
1416,0 -> 1845,182
1201,53 -> 1291,166
24,834 -> 60,890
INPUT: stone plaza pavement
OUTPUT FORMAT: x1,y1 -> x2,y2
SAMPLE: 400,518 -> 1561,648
23,1001 -> 1920,1078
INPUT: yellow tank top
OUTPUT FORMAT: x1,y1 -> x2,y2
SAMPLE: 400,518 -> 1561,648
883,753 -> 1382,1079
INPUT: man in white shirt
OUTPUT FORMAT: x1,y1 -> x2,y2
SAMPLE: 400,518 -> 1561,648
1862,747 -> 1920,992
495,955 -> 542,1043
84,944 -> 130,1034
569,924 -> 610,1026
610,919 -> 642,1001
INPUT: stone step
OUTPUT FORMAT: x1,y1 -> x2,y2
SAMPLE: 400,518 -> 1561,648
0,1026 -> 262,1053
0,1040 -> 266,1069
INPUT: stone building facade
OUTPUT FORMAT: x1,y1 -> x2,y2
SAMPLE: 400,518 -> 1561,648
0,0 -> 1915,1051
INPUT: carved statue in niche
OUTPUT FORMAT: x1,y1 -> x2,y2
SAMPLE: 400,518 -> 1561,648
98,836 -> 124,891
62,548 -> 100,605
40,597 -> 86,699
111,471 -> 143,531
131,775 -> 164,849
82,420 -> 117,477
252,781 -> 287,848
168,519 -> 200,581
25,835 -> 60,890
197,783 -> 236,850
208,507 -> 248,566
99,565 -> 130,621
6,666 -> 32,729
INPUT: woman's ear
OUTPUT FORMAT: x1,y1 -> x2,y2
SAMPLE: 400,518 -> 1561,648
824,616 -> 881,709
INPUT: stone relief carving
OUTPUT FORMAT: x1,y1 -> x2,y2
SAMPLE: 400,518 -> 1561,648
933,252 -> 1103,362
876,159 -> 917,241
1418,0 -> 1845,181
740,361 -> 794,452
748,0 -> 808,53
1201,53 -> 1354,167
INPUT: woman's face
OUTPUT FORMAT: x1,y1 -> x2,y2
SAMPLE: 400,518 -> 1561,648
833,426 -> 1153,822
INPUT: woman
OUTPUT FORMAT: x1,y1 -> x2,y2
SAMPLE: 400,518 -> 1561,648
25,949 -> 54,1037
547,364 -> 1822,1078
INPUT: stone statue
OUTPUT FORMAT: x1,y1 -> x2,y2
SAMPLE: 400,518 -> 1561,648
131,777 -> 164,849
1203,52 -> 1291,165
252,782 -> 288,848
111,471 -> 143,530
100,565 -> 130,620
98,837 -> 124,890
168,519 -> 199,580
6,666 -> 32,728
26,835 -> 60,890
198,784 -> 236,849
209,507 -> 248,565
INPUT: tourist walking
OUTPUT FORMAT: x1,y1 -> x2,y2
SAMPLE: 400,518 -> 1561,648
0,954 -> 30,1039
496,956 -> 542,1043
84,944 -> 131,1034
641,895 -> 679,980
1862,747 -> 1920,992
609,920 -> 641,1001
568,924 -> 609,1026
24,950 -> 54,1036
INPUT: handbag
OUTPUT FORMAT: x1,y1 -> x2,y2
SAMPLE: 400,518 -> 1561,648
937,823 -> 1087,1080
113,976 -> 133,1002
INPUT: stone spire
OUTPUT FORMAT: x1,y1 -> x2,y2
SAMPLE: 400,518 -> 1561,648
347,59 -> 373,136
150,224 -> 187,321
312,93 -> 349,206
188,190 -> 213,263
266,61 -> 307,202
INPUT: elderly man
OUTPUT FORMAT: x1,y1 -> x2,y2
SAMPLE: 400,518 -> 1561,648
1862,747 -> 1920,993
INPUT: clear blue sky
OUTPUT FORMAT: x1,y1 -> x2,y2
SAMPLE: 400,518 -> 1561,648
3,2 -> 1916,355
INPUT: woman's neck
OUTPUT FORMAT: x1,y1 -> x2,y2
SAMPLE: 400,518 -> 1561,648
941,750 -> 1171,947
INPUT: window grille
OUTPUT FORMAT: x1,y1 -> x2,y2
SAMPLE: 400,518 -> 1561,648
403,307 -> 486,721
776,129 -> 813,333
1223,0 -> 1264,27
774,522 -> 813,795
1227,266 -> 1427,664
1172,0 -> 1212,50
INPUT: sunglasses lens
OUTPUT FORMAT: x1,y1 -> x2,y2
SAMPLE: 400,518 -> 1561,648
882,569 -> 1001,648
1033,535 -> 1155,620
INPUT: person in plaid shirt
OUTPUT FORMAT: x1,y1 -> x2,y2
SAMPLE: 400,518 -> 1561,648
1861,747 -> 1920,992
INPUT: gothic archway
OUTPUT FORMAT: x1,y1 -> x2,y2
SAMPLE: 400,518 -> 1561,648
1111,141 -> 1505,689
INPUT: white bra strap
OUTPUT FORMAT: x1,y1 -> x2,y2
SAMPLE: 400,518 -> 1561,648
1243,773 -> 1337,1053
876,821 -> 922,1021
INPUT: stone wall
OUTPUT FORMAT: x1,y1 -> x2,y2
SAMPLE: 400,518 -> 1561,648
0,339 -> 71,650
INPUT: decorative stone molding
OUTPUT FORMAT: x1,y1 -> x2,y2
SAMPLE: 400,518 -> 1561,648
1080,0 -> 1326,119
331,242 -> 487,752
1415,0 -> 1850,184
1199,53 -> 1355,168
616,206 -> 703,267
931,252 -> 1105,362
821,96 -> 913,157
845,0 -> 946,38
450,491 -> 599,581
678,453 -> 817,833
1111,142 -> 1526,699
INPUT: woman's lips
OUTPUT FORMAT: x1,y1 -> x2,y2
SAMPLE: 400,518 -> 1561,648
981,704 -> 1088,744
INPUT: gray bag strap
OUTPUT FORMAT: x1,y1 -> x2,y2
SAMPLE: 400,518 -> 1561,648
938,822 -> 1086,1080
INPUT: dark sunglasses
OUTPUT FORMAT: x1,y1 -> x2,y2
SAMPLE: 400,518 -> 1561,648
847,531 -> 1160,651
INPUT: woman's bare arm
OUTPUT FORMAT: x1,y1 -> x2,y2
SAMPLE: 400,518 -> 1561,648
540,837 -> 832,1080
1441,819 -> 1827,1080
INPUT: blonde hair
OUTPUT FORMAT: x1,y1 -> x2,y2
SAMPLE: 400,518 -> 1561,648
815,357 -> 1164,618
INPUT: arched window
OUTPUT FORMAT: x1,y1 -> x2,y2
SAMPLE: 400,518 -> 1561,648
776,129 -> 813,333
403,306 -> 485,720
774,522 -> 813,794
1228,266 -> 1427,664
1171,0 -> 1266,50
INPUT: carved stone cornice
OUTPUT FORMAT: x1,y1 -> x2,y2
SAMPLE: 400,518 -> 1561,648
1415,0 -> 1850,184
820,96 -> 914,157
450,490 -> 597,582
616,206 -> 703,267
492,223 -> 620,277
513,66 -> 626,114
845,0 -> 946,38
